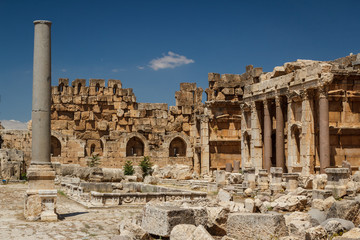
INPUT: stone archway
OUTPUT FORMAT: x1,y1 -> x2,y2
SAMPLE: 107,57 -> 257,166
169,137 -> 187,157
51,136 -> 61,157
126,137 -> 144,156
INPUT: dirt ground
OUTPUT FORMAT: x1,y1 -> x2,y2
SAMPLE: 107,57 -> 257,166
0,183 -> 143,240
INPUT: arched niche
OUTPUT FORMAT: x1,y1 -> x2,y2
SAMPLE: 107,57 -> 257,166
169,137 -> 187,157
164,133 -> 193,158
51,136 -> 61,157
126,137 -> 144,156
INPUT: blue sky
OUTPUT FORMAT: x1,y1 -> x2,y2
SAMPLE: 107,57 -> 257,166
1,0 -> 360,122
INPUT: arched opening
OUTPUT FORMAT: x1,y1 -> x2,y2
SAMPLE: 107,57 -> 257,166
169,137 -> 186,157
126,137 -> 144,156
50,136 -> 61,157
90,144 -> 96,155
294,128 -> 301,164
245,133 -> 251,162
58,83 -> 64,93
77,83 -> 82,94
0,136 -> 3,149
113,84 -> 118,95
95,83 -> 100,92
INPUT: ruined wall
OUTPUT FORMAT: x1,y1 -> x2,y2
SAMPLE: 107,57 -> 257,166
50,79 -> 203,169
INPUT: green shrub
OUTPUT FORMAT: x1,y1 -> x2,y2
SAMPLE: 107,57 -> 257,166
124,160 -> 134,175
20,172 -> 27,181
87,154 -> 101,167
139,156 -> 152,177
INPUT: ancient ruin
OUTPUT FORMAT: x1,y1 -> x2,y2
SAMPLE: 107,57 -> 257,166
3,19 -> 360,240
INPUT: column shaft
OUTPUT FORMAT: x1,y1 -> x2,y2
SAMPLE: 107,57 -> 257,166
32,20 -> 52,164
319,88 -> 330,173
264,100 -> 272,172
276,97 -> 285,170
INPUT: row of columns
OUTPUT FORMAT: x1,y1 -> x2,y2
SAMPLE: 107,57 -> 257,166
261,88 -> 330,174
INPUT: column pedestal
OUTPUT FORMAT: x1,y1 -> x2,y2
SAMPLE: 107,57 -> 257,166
24,164 -> 57,221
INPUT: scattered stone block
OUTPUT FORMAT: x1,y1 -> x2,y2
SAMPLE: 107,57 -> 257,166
141,203 -> 196,237
227,213 -> 288,240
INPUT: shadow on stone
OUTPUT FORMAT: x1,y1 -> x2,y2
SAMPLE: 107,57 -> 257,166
58,211 -> 89,220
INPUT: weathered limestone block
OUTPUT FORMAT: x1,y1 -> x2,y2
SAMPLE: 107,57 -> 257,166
217,189 -> 232,202
170,224 -> 197,240
283,173 -> 299,192
227,213 -> 288,240
325,168 -> 350,198
321,218 -> 355,235
270,167 -> 283,193
141,204 -> 196,237
258,169 -> 269,191
284,212 -> 312,239
272,194 -> 307,212
52,120 -> 68,130
118,219 -> 150,240
0,149 -> 23,180
304,225 -> 327,240
326,199 -> 360,225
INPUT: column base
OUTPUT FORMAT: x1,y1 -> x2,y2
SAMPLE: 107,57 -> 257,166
24,163 -> 57,221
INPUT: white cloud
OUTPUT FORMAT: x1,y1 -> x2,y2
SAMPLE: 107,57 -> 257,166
149,51 -> 194,70
137,66 -> 145,70
112,69 -> 119,73
61,69 -> 67,72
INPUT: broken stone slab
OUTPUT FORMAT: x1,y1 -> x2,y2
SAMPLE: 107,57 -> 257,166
226,213 -> 288,240
216,189 -> 232,202
321,218 -> 355,234
141,203 -> 197,237
206,206 -> 229,236
326,199 -> 360,225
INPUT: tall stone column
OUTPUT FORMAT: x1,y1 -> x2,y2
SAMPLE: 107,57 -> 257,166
250,101 -> 263,172
319,87 -> 330,173
200,116 -> 210,175
300,90 -> 315,176
275,96 -> 285,170
263,100 -> 272,172
240,103 -> 251,169
24,20 -> 57,221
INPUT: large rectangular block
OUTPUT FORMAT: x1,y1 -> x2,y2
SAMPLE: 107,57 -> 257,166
227,213 -> 288,240
141,204 -> 196,237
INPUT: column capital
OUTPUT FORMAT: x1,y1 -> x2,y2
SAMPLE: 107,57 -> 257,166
240,103 -> 251,112
34,20 -> 52,25
263,99 -> 269,109
275,96 -> 282,107
318,86 -> 329,99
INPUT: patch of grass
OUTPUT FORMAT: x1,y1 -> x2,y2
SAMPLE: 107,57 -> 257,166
57,190 -> 67,197
83,223 -> 90,229
97,225 -> 104,230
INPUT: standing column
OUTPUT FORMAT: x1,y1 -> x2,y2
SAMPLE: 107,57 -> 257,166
24,20 -> 57,221
263,100 -> 272,172
319,87 -> 330,173
32,20 -> 52,164
200,116 -> 210,175
250,102 -> 263,172
275,96 -> 285,170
